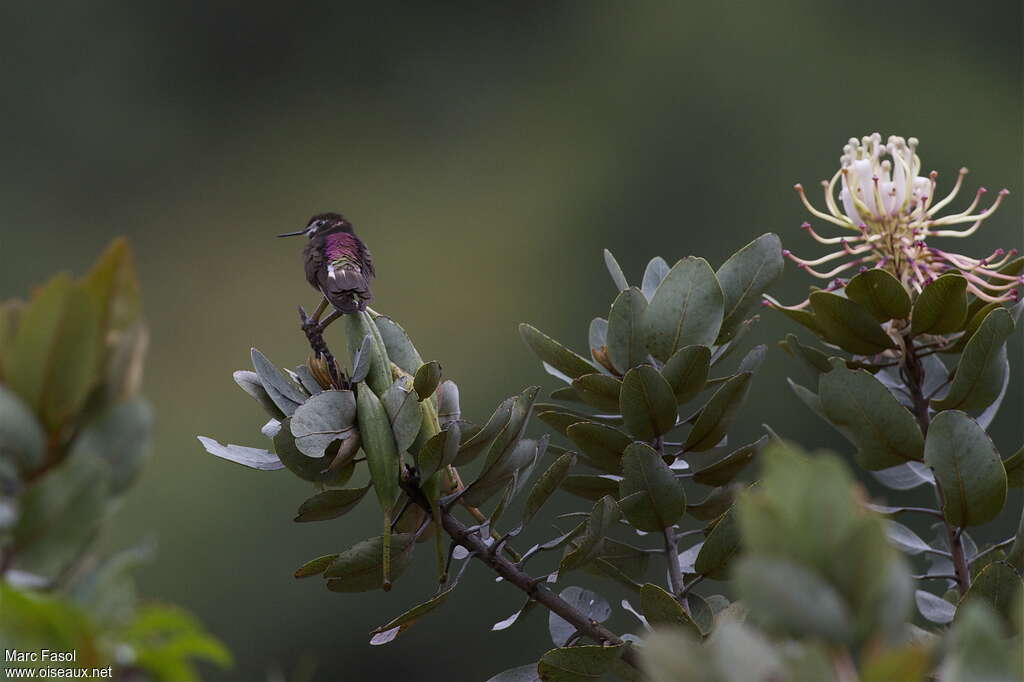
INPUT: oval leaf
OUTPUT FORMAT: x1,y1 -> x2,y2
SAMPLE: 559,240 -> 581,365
924,410 -> 1007,527
324,534 -> 415,592
413,361 -> 442,401
716,233 -> 784,341
644,257 -> 724,362
571,374 -> 622,413
566,422 -> 631,473
808,292 -> 896,355
683,373 -> 752,452
618,442 -> 685,532
294,486 -> 371,522
932,308 -> 1014,412
661,345 -> 711,405
606,288 -> 649,373
845,268 -> 911,322
523,452 -> 577,527
619,365 -> 677,441
640,583 -> 701,637
819,360 -> 924,470
289,389 -> 357,458
911,273 -> 968,335
915,589 -> 955,624
519,324 -> 595,379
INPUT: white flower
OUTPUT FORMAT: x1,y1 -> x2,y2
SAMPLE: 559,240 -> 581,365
772,134 -> 1019,307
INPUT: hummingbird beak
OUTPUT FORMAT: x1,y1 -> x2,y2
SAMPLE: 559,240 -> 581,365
276,229 -> 308,238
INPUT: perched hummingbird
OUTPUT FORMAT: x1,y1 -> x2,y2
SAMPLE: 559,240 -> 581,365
278,212 -> 375,315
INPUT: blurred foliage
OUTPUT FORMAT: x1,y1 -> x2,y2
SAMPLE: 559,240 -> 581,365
0,242 -> 228,680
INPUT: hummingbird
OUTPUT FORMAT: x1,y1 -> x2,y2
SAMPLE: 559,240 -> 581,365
278,212 -> 375,321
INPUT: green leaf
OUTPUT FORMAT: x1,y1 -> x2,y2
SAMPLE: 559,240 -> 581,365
232,370 -> 286,419
455,397 -> 514,466
560,496 -> 620,572
644,256 -> 724,361
607,288 -> 649,373
250,348 -> 306,416
915,589 -> 955,624
570,374 -> 622,413
289,389 -> 357,458
324,534 -> 415,592
584,538 -> 651,585
70,397 -> 152,493
779,334 -> 833,375
293,554 -> 340,579
559,474 -> 621,502
294,485 -> 371,522
641,256 -> 670,300
640,583 -> 701,637
819,359 -> 924,470
519,324 -> 595,379
618,442 -> 685,532
478,387 -> 538,476
771,303 -> 823,336
345,311 -> 393,396
716,233 -> 784,342
537,408 -> 589,437
946,601 -> 1018,682
549,586 -> 611,646
924,410 -> 1007,527
464,436 -> 543,508
660,345 -> 711,405
381,377 -> 422,452
416,422 -> 460,479
708,622 -> 786,682
911,273 -> 968,335
197,436 -> 283,471
619,365 -> 677,440
957,561 -> 1021,628
694,509 -> 740,579
12,451 -> 111,579
369,583 -> 458,645
683,372 -> 752,452
537,645 -> 623,682
413,361 -> 442,401
436,379 -> 461,424
692,436 -> 765,486
845,269 -> 911,321
0,385 -> 46,473
41,284 -> 101,428
356,384 -> 401,510
946,301 -> 1000,354
1004,447 -> 1023,487
349,334 -> 373,384
687,486 -> 735,521
565,422 -> 631,473
639,629 -> 711,682
603,249 -> 629,292
523,452 -> 576,527
486,664 -> 540,682
3,273 -> 73,413
735,557 -> 852,642
373,315 -> 423,375
932,307 -> 1014,411
809,291 -> 896,355
273,420 -> 349,483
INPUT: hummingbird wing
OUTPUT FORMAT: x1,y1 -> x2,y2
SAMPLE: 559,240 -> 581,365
318,233 -> 373,313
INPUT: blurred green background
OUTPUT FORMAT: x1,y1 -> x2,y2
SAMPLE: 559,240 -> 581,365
2,1 -> 1021,680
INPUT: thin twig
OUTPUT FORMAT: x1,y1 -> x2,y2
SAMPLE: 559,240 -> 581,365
400,476 -> 638,669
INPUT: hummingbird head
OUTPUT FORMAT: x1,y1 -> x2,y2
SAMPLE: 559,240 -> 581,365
277,212 -> 353,239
